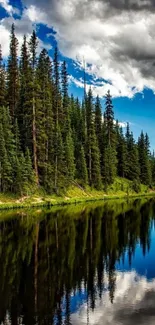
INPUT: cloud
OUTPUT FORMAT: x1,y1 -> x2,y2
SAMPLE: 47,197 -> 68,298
17,0 -> 155,98
71,270 -> 155,325
0,0 -> 14,14
0,13 -> 51,57
118,122 -> 128,128
1,0 -> 155,98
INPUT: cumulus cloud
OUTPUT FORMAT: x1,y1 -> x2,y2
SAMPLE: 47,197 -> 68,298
1,0 -> 155,97
0,0 -> 14,14
71,271 -> 155,325
0,12 -> 51,57
16,0 -> 155,98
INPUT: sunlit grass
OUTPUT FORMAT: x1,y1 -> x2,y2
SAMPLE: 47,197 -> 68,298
0,177 -> 154,211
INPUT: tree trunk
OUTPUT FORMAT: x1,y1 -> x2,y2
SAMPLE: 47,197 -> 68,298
33,96 -> 39,185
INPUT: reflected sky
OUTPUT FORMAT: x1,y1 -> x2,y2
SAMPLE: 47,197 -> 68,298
0,198 -> 155,324
71,271 -> 155,325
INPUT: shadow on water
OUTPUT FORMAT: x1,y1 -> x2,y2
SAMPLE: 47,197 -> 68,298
0,198 -> 155,324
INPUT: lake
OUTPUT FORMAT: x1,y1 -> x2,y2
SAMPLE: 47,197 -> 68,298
0,198 -> 155,324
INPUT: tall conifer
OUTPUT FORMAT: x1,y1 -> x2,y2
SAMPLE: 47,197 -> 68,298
7,24 -> 19,121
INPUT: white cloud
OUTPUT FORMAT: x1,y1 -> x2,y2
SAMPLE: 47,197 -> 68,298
1,0 -> 155,98
0,0 -> 14,14
118,122 -> 128,128
18,0 -> 155,98
0,13 -> 51,57
71,270 -> 155,325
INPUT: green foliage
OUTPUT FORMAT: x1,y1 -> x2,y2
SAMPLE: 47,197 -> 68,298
0,25 -> 154,196
103,145 -> 117,186
0,45 -> 6,107
138,131 -> 152,185
7,23 -> 19,121
132,180 -> 141,193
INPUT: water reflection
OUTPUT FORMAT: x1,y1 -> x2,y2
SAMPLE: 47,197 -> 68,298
0,198 -> 155,324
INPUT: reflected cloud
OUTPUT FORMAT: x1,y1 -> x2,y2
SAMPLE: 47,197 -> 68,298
71,271 -> 155,325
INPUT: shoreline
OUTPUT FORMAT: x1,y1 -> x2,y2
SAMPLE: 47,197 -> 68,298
0,192 -> 155,211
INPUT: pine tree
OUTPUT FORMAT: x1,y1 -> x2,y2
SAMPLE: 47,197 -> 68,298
65,130 -> 75,182
61,60 -> 68,122
77,145 -> 88,185
19,35 -> 32,152
54,125 -> 66,193
0,123 -> 12,192
0,106 -> 15,172
0,31 -> 154,195
0,44 -> 6,107
25,147 -> 34,184
14,118 -> 21,155
86,88 -> 102,189
53,47 -> 63,191
95,95 -> 102,152
91,127 -> 102,189
102,91 -> 117,185
14,154 -> 25,194
29,30 -> 39,184
138,131 -> 151,185
7,24 -> 19,121
117,127 -> 127,178
125,125 -> 140,181
103,145 -> 117,186
104,90 -> 115,146
35,48 -> 53,187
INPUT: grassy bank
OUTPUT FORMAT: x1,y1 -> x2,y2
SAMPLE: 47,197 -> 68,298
0,178 -> 155,210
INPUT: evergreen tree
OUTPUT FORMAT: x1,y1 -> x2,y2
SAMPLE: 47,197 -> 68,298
29,30 -> 39,184
138,131 -> 151,185
95,95 -> 102,152
0,106 -> 15,173
103,145 -> 117,186
0,123 -> 12,192
14,118 -> 21,155
0,29 -> 154,195
104,90 -> 115,146
7,24 -> 19,121
102,91 -> 117,185
61,60 -> 68,122
54,125 -> 66,193
53,47 -> 63,191
117,127 -> 127,178
125,125 -> 140,181
65,131 -> 75,182
77,145 -> 88,185
86,88 -> 102,189
24,147 -> 34,184
0,44 -> 6,107
18,35 -> 32,152
36,48 -> 53,187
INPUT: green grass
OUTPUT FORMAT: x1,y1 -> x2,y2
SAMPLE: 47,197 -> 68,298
0,177 -> 154,211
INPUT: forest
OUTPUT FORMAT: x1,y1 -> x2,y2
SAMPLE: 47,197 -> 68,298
0,24 -> 155,195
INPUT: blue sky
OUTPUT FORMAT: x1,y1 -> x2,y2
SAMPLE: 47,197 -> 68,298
1,0 -> 155,150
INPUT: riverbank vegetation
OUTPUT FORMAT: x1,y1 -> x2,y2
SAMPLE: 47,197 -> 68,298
0,25 -> 155,198
0,178 -> 154,210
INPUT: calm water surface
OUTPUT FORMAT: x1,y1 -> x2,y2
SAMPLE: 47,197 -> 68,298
0,198 -> 155,324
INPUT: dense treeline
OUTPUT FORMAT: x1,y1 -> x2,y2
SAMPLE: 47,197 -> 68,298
0,24 -> 155,195
0,199 -> 154,323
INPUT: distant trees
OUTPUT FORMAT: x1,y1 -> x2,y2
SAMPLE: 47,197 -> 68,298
0,24 -> 155,195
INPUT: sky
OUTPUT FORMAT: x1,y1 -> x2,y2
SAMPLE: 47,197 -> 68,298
0,0 -> 155,149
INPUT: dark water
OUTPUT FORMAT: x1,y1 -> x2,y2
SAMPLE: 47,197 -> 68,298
0,198 -> 155,324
